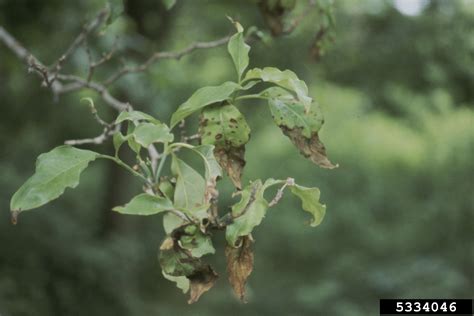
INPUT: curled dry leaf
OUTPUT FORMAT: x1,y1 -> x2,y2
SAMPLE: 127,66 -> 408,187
225,235 -> 254,302
282,127 -> 338,169
159,229 -> 218,304
188,265 -> 219,304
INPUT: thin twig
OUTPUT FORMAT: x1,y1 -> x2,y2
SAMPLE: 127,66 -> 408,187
65,123 -> 120,146
104,35 -> 230,85
50,9 -> 109,73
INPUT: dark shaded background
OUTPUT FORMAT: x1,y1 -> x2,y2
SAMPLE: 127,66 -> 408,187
0,0 -> 473,315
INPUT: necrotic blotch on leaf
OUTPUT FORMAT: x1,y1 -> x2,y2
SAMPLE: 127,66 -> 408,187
282,127 -> 338,169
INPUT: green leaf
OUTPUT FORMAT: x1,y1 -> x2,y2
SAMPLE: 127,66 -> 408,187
163,212 -> 185,234
265,87 -> 324,138
112,193 -> 173,216
244,67 -> 312,106
228,31 -> 250,81
162,0 -> 177,10
171,155 -> 206,212
115,110 -> 160,125
113,132 -> 128,155
192,145 -> 222,181
179,225 -> 215,258
132,122 -> 174,147
159,179 -> 175,200
226,179 -> 285,245
170,82 -> 241,128
10,146 -> 98,212
125,123 -> 142,154
289,184 -> 326,227
163,272 -> 189,294
225,180 -> 280,246
107,0 -> 124,25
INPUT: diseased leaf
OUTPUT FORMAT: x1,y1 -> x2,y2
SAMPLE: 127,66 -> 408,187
289,184 -> 326,226
228,30 -> 250,81
200,104 -> 251,189
188,265 -> 218,304
178,225 -> 215,258
244,67 -> 312,106
159,236 -> 218,304
170,82 -> 241,128
132,122 -> 174,147
225,235 -> 254,302
159,237 -> 201,277
263,87 -> 337,168
112,193 -> 173,216
282,127 -> 338,169
171,155 -> 207,212
10,146 -> 98,213
163,272 -> 189,294
200,104 -> 250,148
115,110 -> 160,124
265,87 -> 323,138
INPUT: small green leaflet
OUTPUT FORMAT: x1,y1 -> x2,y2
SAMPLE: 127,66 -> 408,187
289,185 -> 326,227
264,87 -> 324,138
228,28 -> 250,82
170,82 -> 241,128
115,110 -> 160,125
132,122 -> 174,147
171,155 -> 206,212
10,146 -> 98,212
179,225 -> 215,258
200,104 -> 250,148
113,193 -> 173,216
244,67 -> 312,106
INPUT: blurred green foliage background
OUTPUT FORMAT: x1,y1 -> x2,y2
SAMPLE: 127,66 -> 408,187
0,0 -> 473,315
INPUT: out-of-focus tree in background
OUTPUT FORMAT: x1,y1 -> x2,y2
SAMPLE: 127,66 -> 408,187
0,0 -> 472,315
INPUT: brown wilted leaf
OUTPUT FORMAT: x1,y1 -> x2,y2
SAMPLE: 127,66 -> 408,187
225,235 -> 254,302
282,127 -> 338,169
188,265 -> 219,304
214,146 -> 246,190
